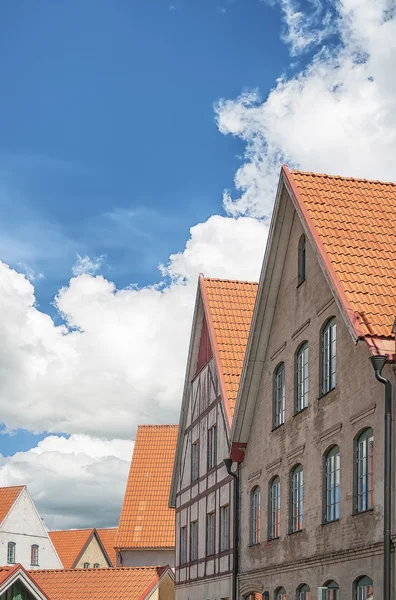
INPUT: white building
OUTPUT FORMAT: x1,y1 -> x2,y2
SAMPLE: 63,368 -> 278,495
0,486 -> 62,570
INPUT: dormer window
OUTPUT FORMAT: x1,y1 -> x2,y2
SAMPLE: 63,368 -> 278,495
298,234 -> 306,284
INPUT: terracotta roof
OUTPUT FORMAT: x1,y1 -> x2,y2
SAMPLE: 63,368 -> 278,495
31,566 -> 171,600
285,167 -> 396,354
201,277 -> 258,419
115,425 -> 178,550
49,529 -> 94,569
0,564 -> 50,599
97,528 -> 117,567
0,486 -> 24,525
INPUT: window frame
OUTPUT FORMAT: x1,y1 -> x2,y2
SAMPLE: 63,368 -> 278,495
319,580 -> 339,600
273,363 -> 286,428
321,318 -> 336,396
83,562 -> 90,569
31,544 -> 39,567
190,520 -> 198,562
191,439 -> 200,482
324,445 -> 340,523
180,525 -> 187,564
93,563 -> 100,569
220,504 -> 230,552
298,234 -> 306,284
250,486 -> 261,545
268,476 -> 281,540
7,542 -> 16,564
275,587 -> 287,600
290,464 -> 303,533
355,428 -> 374,513
207,424 -> 217,471
295,342 -> 309,413
206,511 -> 215,556
354,575 -> 374,600
297,584 -> 310,600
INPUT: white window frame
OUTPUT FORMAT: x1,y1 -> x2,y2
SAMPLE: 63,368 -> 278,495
250,487 -> 261,545
296,342 -> 309,412
321,318 -> 336,395
220,504 -> 229,551
356,428 -> 374,512
269,477 -> 280,540
355,576 -> 374,600
291,465 -> 303,532
324,446 -> 340,522
274,363 -> 285,428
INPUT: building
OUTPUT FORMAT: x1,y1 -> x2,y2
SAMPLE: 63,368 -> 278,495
48,527 -> 116,569
0,486 -> 62,570
230,167 -> 396,599
115,425 -> 178,567
31,565 -> 175,600
169,276 -> 258,600
0,564 -> 50,600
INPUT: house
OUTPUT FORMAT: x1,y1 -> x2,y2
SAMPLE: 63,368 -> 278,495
31,565 -> 175,600
0,564 -> 50,600
48,527 -> 116,569
115,425 -> 178,567
0,486 -> 62,570
230,167 -> 396,599
169,276 -> 258,600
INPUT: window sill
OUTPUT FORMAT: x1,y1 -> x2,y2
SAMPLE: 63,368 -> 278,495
322,518 -> 339,526
271,423 -> 285,432
267,536 -> 280,542
294,405 -> 308,417
296,279 -> 306,289
353,508 -> 374,517
318,387 -> 336,401
288,528 -> 303,536
248,542 -> 261,548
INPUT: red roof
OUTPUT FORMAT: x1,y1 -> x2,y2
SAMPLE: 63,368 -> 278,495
31,566 -> 172,600
49,529 -> 95,569
0,486 -> 24,525
115,425 -> 178,550
96,528 -> 117,567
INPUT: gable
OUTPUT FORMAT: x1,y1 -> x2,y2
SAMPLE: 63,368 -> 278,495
49,529 -> 94,569
2,489 -> 49,538
0,487 -> 24,527
75,533 -> 110,568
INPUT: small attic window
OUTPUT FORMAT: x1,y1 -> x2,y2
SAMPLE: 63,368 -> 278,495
298,234 -> 306,284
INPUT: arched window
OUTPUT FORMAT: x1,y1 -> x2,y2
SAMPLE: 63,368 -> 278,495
269,476 -> 280,540
83,562 -> 90,569
7,542 -> 15,564
324,446 -> 340,522
290,465 -> 303,532
275,587 -> 287,600
321,318 -> 336,395
298,234 -> 306,284
297,584 -> 310,600
295,342 -> 309,412
31,544 -> 39,566
356,428 -> 374,512
94,563 -> 100,568
250,486 -> 261,545
319,580 -> 339,600
355,576 -> 373,600
274,363 -> 285,428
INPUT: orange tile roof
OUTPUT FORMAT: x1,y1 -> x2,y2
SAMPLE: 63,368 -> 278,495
31,566 -> 171,600
201,277 -> 258,419
285,168 -> 396,352
97,528 -> 117,567
115,425 -> 178,550
49,529 -> 94,569
0,486 -> 24,525
0,564 -> 50,599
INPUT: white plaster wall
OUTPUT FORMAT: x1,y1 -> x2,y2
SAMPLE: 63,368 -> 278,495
0,489 -> 62,570
176,573 -> 231,600
119,549 -> 175,567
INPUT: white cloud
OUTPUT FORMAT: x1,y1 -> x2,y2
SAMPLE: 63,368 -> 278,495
216,0 -> 396,218
0,434 -> 133,529
72,254 -> 105,277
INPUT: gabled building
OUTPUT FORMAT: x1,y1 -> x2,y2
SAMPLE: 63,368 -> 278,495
48,528 -> 115,569
230,167 -> 396,600
0,486 -> 62,570
0,564 -> 50,600
115,425 -> 178,567
31,565 -> 175,600
169,276 -> 258,600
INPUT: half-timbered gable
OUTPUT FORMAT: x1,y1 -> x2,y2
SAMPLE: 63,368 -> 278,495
170,276 -> 257,600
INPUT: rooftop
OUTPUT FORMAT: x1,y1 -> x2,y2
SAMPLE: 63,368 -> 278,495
0,486 -> 24,525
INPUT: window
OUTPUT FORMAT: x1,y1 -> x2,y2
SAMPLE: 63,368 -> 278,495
321,318 -> 336,394
274,363 -> 285,427
324,446 -> 340,522
355,576 -> 374,600
190,520 -> 198,561
290,465 -> 303,532
31,544 -> 39,566
356,428 -> 374,512
191,440 -> 199,482
297,584 -> 310,600
83,563 -> 90,569
275,587 -> 287,600
207,425 -> 217,471
206,512 -> 215,555
180,526 -> 187,564
94,563 -> 100,568
319,581 -> 339,600
298,234 -> 306,283
7,542 -> 15,564
269,476 -> 280,539
296,343 -> 309,412
250,486 -> 261,545
220,504 -> 229,551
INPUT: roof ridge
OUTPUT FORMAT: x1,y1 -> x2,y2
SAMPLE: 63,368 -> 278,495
30,566 -> 165,573
291,168 -> 396,186
202,276 -> 258,285
49,527 -> 94,533
137,424 -> 178,428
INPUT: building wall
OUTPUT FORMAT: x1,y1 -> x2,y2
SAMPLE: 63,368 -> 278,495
75,535 -> 109,568
158,573 -> 176,600
0,489 -> 62,570
120,549 -> 175,567
238,193 -> 396,598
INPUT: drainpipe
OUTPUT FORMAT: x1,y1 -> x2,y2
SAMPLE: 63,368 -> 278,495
224,458 -> 239,600
369,355 -> 392,600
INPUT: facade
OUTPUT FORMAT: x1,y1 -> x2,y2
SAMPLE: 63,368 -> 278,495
115,425 -> 178,567
0,564 -> 49,600
48,528 -> 115,569
230,167 -> 396,599
0,486 -> 62,571
169,276 -> 257,600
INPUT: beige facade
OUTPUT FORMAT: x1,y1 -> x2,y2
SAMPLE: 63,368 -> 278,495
74,534 -> 109,569
232,184 -> 395,599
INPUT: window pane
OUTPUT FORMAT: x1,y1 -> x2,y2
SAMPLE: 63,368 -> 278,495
274,364 -> 285,427
356,430 -> 374,512
190,521 -> 198,561
250,488 -> 261,544
296,343 -> 309,412
220,505 -> 229,551
192,441 -> 199,482
207,513 -> 215,555
356,577 -> 374,600
269,477 -> 280,539
322,319 -> 336,394
291,466 -> 303,532
325,447 -> 340,522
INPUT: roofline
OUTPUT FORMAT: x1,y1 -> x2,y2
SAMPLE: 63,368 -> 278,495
69,528 -> 95,569
0,565 -> 50,600
137,566 -> 174,600
0,485 -> 25,527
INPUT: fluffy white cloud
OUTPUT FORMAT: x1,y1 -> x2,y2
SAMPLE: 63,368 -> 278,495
72,254 -> 106,277
217,0 -> 396,217
0,434 -> 133,529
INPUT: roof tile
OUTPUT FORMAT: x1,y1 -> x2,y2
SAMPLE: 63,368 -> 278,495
49,529 -> 94,569
0,486 -> 24,525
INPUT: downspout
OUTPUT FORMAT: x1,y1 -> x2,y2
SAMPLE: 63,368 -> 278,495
369,355 -> 392,600
224,458 -> 239,600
